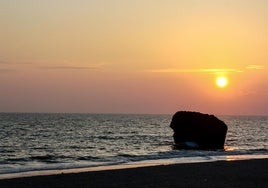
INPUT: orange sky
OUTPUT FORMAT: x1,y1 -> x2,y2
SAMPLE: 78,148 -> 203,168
0,0 -> 267,115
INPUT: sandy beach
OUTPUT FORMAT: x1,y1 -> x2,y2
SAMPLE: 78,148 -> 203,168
0,159 -> 267,188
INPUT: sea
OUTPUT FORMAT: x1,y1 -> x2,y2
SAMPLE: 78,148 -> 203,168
0,113 -> 267,177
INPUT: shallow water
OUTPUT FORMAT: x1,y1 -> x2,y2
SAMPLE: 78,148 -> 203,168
0,113 -> 267,174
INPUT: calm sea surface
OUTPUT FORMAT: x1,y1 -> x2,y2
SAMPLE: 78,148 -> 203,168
0,113 -> 267,174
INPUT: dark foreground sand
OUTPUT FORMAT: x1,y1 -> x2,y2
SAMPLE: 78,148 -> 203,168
0,159 -> 267,188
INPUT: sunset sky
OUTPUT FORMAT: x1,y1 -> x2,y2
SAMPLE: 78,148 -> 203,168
0,0 -> 267,115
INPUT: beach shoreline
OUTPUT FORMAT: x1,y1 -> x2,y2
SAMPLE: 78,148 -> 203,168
1,154 -> 268,180
0,158 -> 267,188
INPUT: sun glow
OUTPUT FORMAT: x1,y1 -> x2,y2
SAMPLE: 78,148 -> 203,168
216,76 -> 228,88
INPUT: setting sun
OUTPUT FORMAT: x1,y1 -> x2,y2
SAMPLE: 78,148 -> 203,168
216,76 -> 228,88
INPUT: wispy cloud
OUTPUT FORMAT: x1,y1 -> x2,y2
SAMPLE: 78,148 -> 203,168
147,65 -> 264,74
0,60 -> 19,73
0,69 -> 16,73
0,60 -> 32,65
41,65 -> 99,70
148,68 -> 244,73
245,65 -> 264,70
39,62 -> 105,70
0,59 -> 105,71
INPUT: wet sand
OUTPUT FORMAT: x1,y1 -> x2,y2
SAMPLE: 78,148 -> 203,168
0,159 -> 267,188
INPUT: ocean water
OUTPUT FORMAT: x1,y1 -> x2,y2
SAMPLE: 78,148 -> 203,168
0,113 -> 267,175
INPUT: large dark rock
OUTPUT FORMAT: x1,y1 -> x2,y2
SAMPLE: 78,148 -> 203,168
170,111 -> 228,150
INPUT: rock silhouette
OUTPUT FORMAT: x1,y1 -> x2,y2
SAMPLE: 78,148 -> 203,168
170,111 -> 228,150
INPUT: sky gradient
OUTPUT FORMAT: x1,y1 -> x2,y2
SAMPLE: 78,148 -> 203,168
0,0 -> 268,115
